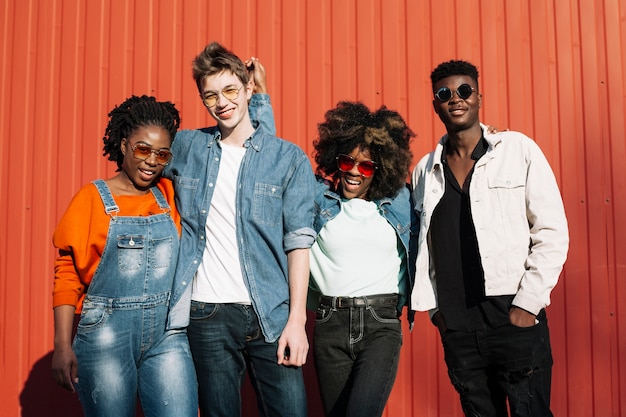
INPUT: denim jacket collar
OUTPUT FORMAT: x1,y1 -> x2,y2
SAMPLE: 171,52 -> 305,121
209,125 -> 265,153
313,180 -> 416,326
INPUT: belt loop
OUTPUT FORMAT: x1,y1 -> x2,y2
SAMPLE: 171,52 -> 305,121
331,296 -> 337,309
363,295 -> 370,308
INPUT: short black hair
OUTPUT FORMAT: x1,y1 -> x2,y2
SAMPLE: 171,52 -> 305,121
313,101 -> 414,200
102,95 -> 180,171
430,60 -> 479,90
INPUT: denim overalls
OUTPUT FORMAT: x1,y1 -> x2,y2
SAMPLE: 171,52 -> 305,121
72,180 -> 197,417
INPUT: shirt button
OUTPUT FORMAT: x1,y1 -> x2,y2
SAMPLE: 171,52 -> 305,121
432,189 -> 438,193
209,183 -> 214,187
202,210 -> 206,214
200,235 -> 204,240
193,260 -> 198,264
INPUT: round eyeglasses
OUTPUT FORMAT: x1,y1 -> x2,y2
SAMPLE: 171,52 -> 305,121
201,85 -> 245,107
434,83 -> 477,102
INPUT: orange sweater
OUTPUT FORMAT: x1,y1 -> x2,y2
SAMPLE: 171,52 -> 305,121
52,178 -> 181,312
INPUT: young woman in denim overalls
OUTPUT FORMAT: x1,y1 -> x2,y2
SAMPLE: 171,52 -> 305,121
309,101 -> 416,417
51,96 -> 197,417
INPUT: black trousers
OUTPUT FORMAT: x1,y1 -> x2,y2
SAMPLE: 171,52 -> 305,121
441,314 -> 554,417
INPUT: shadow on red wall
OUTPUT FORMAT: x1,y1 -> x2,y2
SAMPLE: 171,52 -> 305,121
19,350 -> 146,417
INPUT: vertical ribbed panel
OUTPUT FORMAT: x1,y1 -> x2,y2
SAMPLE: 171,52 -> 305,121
1,1 -> 625,416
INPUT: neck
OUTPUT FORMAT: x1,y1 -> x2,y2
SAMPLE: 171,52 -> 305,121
446,124 -> 482,157
108,173 -> 152,195
219,116 -> 255,147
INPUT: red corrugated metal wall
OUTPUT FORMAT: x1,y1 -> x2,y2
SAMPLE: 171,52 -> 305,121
1,0 -> 624,416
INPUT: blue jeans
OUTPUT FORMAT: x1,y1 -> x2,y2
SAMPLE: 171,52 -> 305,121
73,297 -> 198,417
313,300 -> 402,417
441,313 -> 554,417
188,301 -> 307,417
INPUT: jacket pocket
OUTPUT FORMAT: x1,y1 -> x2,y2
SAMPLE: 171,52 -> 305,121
487,175 -> 526,216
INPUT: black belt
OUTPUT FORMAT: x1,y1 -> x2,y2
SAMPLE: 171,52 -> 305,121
319,293 -> 398,309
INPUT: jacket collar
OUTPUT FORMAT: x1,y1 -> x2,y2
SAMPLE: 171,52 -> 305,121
208,125 -> 266,152
429,123 -> 502,173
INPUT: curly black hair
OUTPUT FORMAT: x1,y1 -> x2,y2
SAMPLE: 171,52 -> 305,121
430,60 -> 479,90
313,101 -> 414,200
102,95 -> 180,171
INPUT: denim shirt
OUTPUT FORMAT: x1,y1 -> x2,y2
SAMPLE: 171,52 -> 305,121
312,179 -> 417,326
162,95 -> 316,341
411,125 -> 569,316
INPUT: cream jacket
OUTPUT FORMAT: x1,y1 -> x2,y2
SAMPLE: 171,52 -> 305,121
410,125 -> 569,316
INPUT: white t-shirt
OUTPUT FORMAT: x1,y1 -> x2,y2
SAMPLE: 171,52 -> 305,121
193,143 -> 251,304
310,197 -> 402,297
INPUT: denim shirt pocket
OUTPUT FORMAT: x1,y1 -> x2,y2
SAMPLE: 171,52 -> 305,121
173,176 -> 200,217
253,182 -> 284,225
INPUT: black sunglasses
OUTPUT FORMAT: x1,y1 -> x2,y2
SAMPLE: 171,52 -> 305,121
434,83 -> 477,102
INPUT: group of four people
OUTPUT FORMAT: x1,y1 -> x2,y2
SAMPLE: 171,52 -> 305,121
51,41 -> 569,417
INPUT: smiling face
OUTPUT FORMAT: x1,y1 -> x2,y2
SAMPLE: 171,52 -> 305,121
120,125 -> 172,192
432,74 -> 482,133
339,146 -> 376,200
200,70 -> 253,140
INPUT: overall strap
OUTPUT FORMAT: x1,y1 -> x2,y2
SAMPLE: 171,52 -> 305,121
150,185 -> 170,211
92,179 -> 119,215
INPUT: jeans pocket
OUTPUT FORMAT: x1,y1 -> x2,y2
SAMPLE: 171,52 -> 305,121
189,301 -> 219,321
315,305 -> 334,323
368,305 -> 400,323
76,300 -> 110,333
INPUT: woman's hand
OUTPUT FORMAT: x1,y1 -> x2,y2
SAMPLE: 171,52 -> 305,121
52,345 -> 78,392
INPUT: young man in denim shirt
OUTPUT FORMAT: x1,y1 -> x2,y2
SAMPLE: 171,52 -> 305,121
411,60 -> 569,417
163,42 -> 316,417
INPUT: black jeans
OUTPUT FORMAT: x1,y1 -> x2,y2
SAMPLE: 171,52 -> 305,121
314,299 -> 402,417
442,315 -> 554,417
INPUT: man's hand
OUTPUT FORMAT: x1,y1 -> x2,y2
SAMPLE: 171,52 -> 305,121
509,306 -> 537,327
431,311 -> 447,336
244,57 -> 268,94
277,318 -> 309,367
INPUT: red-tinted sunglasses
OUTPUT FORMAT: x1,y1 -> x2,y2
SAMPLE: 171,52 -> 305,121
336,154 -> 378,178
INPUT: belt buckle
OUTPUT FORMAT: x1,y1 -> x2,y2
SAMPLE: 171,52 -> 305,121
336,297 -> 345,308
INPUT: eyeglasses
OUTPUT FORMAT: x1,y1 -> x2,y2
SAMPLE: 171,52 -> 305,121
336,154 -> 378,178
130,143 -> 173,166
434,83 -> 477,102
201,85 -> 245,107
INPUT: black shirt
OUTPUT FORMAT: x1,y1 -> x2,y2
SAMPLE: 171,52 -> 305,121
429,137 -> 513,331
